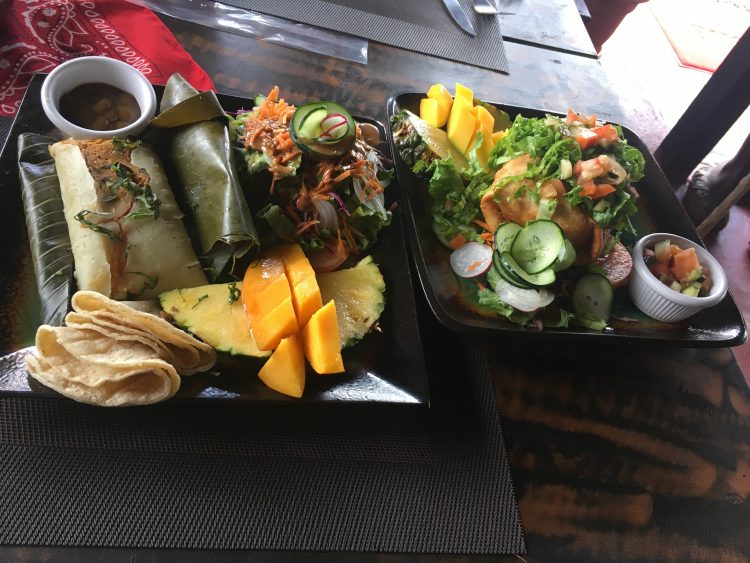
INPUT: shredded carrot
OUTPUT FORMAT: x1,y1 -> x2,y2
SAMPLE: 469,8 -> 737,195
467,261 -> 483,272
448,233 -> 466,250
295,219 -> 319,236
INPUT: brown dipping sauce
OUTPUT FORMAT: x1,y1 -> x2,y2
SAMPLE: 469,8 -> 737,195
59,83 -> 141,131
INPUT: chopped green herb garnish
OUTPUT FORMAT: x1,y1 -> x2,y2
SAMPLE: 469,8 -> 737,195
74,210 -> 120,241
192,294 -> 210,309
228,281 -> 241,305
112,138 -> 142,151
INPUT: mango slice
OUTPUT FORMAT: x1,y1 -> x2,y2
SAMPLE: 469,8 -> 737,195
426,83 -> 453,116
454,83 -> 474,106
258,334 -> 306,398
265,244 -> 323,330
301,300 -> 345,374
251,295 -> 298,351
491,130 -> 508,144
473,105 -> 495,134
447,98 -> 477,155
419,97 -> 449,128
242,257 -> 298,351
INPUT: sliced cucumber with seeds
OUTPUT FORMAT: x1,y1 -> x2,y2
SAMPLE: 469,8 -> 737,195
510,220 -> 565,274
494,222 -> 522,253
498,252 -> 556,287
553,238 -> 577,272
493,252 -> 533,289
572,273 -> 613,331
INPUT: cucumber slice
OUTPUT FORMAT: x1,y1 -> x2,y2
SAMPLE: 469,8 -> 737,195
494,222 -> 522,253
572,273 -> 613,331
553,239 -> 577,272
510,220 -> 565,274
493,252 -> 533,289
297,105 -> 328,140
290,101 -> 356,159
498,252 -> 556,287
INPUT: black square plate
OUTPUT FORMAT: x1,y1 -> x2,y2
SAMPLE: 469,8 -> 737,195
0,75 -> 429,404
387,92 -> 746,347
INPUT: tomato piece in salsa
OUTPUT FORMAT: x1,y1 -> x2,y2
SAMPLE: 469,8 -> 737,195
643,239 -> 712,297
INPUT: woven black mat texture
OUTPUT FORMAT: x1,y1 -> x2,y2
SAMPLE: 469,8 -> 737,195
0,331 -> 524,552
220,0 -> 509,73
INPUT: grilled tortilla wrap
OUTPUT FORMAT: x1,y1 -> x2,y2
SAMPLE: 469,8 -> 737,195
50,139 -> 207,299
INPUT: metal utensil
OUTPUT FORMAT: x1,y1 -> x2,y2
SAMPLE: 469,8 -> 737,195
473,0 -> 500,14
441,0 -> 476,36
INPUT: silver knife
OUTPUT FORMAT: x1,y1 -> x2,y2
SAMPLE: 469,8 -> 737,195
441,0 -> 476,36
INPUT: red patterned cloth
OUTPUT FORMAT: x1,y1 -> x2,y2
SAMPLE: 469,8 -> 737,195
0,0 -> 215,116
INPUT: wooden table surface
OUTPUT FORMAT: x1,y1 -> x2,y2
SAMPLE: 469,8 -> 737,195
4,9 -> 750,563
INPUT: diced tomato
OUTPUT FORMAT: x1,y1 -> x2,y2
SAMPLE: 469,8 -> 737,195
591,184 -> 616,199
649,261 -> 671,278
670,247 -> 701,282
575,129 -> 599,149
579,179 -> 597,197
576,155 -> 608,180
591,124 -> 619,147
566,108 -> 597,127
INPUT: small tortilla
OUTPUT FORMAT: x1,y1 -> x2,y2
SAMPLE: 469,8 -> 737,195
27,326 -> 179,407
70,291 -> 215,375
26,291 -> 217,406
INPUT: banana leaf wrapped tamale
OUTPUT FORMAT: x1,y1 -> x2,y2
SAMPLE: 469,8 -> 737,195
151,74 -> 259,279
17,133 -> 74,326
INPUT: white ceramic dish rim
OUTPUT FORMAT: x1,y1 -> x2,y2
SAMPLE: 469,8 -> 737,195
40,56 -> 156,139
632,232 -> 728,308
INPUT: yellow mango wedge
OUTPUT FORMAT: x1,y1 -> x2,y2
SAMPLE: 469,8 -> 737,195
242,257 -> 298,351
250,295 -> 298,351
419,97 -> 449,128
447,98 -> 477,155
258,334 -> 306,399
265,244 -> 323,330
454,82 -> 474,106
427,83 -> 453,113
491,130 -> 508,144
302,300 -> 345,374
473,105 -> 495,134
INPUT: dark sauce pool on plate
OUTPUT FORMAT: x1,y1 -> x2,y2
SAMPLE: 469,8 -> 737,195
59,83 -> 141,131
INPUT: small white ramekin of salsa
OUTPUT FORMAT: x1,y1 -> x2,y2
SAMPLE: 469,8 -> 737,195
629,233 -> 727,322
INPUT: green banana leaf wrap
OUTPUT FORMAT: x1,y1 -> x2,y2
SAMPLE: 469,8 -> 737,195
17,133 -> 74,326
151,73 -> 259,280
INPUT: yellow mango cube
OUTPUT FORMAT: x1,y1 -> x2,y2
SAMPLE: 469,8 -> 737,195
447,98 -> 477,154
258,334 -> 306,398
301,300 -> 344,374
251,296 -> 298,351
455,83 -> 474,106
491,130 -> 508,144
473,105 -> 494,133
426,83 -> 453,114
420,98 -> 449,128
248,274 -> 293,321
475,125 -> 495,166
266,244 -> 323,329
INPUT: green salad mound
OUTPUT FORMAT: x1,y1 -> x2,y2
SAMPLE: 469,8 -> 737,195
391,108 -> 646,329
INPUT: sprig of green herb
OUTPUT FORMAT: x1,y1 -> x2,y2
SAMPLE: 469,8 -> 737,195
192,294 -> 209,309
112,138 -> 142,151
74,210 -> 120,241
228,281 -> 241,305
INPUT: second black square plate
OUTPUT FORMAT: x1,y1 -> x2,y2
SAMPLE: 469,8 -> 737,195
387,92 -> 746,347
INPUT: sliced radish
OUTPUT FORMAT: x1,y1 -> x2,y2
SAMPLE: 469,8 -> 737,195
319,113 -> 348,140
449,242 -> 493,278
494,277 -> 554,312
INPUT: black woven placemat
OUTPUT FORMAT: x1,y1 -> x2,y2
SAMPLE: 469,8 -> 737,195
0,331 -> 524,553
220,0 -> 509,73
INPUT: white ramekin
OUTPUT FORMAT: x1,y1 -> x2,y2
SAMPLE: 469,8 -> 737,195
40,56 -> 156,139
628,232 -> 728,322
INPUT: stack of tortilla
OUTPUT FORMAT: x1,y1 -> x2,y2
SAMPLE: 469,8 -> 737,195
26,291 -> 216,406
